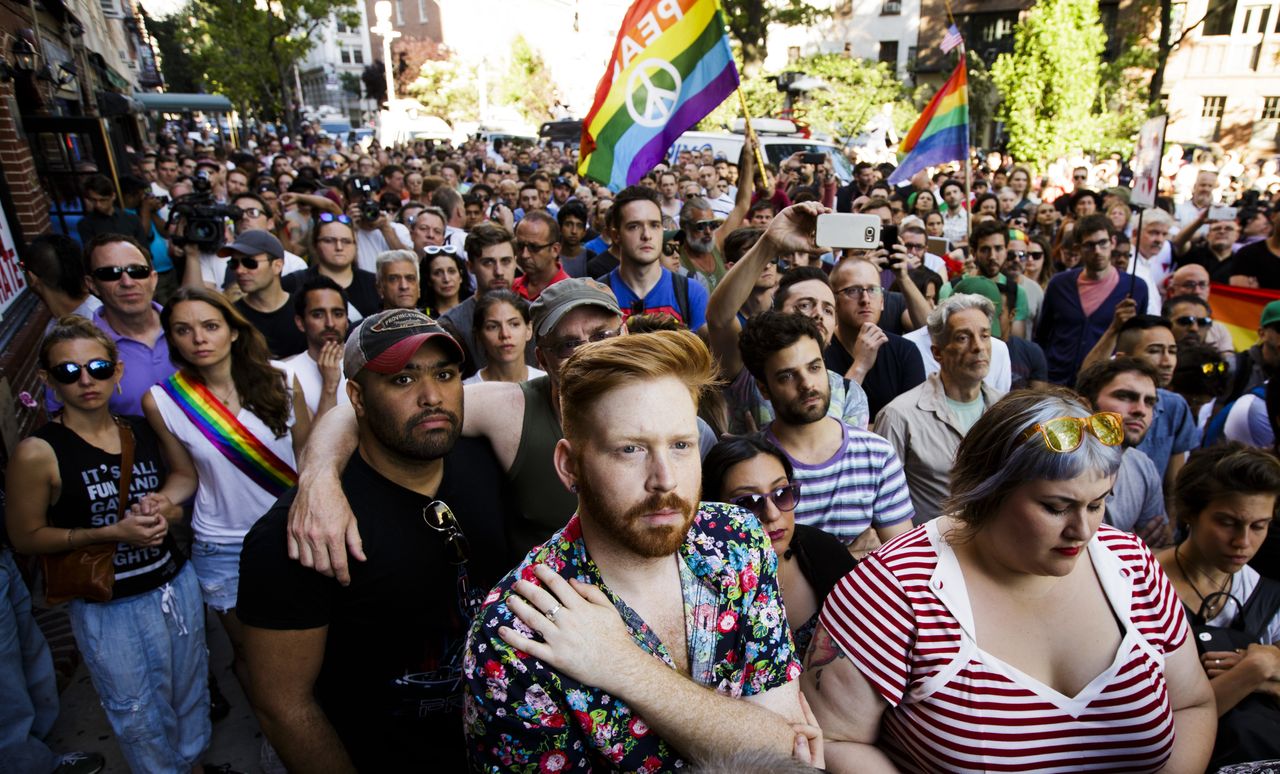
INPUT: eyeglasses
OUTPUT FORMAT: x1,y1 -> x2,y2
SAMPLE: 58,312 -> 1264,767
317,236 -> 354,247
317,213 -> 353,225
835,285 -> 884,300
1026,250 -> 1045,259
514,240 -> 554,254
1174,280 -> 1210,291
423,244 -> 458,256
1199,361 -> 1228,375
543,326 -> 622,360
662,241 -> 679,256
91,264 -> 153,282
1009,250 -> 1027,260
226,255 -> 274,271
48,358 -> 116,384
1174,315 -> 1212,328
729,483 -> 801,518
1078,237 -> 1112,251
902,242 -> 926,253
690,219 -> 720,232
236,207 -> 265,220
1022,411 -> 1124,452
423,500 -> 469,565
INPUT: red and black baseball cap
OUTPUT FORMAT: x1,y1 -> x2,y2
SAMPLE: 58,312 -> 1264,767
343,308 -> 465,379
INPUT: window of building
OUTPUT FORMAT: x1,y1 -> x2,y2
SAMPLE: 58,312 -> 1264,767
881,0 -> 902,14
353,47 -> 364,64
339,47 -> 350,64
1202,95 -> 1226,140
879,41 -> 899,66
417,0 -> 428,23
1203,0 -> 1239,35
1263,96 -> 1280,120
395,0 -> 403,25
1244,3 -> 1273,33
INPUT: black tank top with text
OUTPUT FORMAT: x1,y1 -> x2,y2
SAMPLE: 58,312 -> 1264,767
32,416 -> 184,601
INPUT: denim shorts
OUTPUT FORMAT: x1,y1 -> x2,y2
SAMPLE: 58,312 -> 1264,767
68,562 -> 210,773
190,539 -> 244,613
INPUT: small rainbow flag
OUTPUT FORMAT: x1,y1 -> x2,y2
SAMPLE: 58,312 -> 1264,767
1210,283 -> 1280,350
579,0 -> 739,191
160,371 -> 297,498
887,59 -> 969,186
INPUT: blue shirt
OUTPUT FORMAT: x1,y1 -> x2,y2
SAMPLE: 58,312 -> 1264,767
606,267 -> 709,330
583,235 -> 609,255
1135,387 -> 1200,480
125,206 -> 173,272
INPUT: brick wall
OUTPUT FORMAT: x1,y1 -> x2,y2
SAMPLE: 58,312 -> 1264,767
0,77 -> 51,241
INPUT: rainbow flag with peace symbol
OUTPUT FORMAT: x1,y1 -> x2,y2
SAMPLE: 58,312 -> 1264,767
579,0 -> 739,191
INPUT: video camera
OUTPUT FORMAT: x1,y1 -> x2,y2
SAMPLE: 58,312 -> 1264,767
167,170 -> 240,253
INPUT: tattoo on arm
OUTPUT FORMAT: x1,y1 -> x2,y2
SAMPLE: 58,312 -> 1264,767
805,625 -> 849,692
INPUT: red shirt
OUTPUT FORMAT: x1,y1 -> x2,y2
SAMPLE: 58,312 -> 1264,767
512,266 -> 569,301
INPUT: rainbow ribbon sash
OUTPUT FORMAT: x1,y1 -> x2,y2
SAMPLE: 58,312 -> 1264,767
160,371 -> 297,498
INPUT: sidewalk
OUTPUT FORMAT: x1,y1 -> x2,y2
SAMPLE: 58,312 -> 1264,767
46,612 -> 263,773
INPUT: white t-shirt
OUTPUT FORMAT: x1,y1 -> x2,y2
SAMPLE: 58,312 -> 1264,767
355,222 -> 412,273
148,367 -> 296,544
280,350 -> 350,417
462,365 -> 547,386
903,325 -> 1012,393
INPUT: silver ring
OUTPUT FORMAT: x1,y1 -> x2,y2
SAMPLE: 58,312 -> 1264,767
1215,659 -> 1221,666
545,603 -> 562,622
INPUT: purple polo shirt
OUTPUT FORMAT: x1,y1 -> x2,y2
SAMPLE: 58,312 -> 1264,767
47,304 -> 173,417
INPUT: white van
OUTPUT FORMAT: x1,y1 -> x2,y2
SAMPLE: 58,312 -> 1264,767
668,118 -> 854,183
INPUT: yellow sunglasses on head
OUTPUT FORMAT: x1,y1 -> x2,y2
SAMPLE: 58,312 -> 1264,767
1022,412 -> 1124,453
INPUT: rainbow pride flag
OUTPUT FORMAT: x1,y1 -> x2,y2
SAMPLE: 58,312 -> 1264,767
579,0 -> 739,191
887,59 -> 969,185
159,371 -> 297,498
1210,283 -> 1280,350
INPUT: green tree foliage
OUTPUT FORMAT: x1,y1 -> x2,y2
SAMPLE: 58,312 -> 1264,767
720,0 -> 829,74
497,36 -> 560,125
991,0 -> 1106,168
405,57 -> 480,124
964,51 -> 999,148
172,0 -> 360,123
145,12 -> 199,93
697,53 -> 913,140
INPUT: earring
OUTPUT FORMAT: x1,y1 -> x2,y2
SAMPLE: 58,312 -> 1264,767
115,382 -> 123,395
569,484 -> 578,493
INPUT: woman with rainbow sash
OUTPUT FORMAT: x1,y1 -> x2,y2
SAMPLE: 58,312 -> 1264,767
142,286 -> 305,693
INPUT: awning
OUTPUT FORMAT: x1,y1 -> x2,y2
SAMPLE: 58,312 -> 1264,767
133,92 -> 233,113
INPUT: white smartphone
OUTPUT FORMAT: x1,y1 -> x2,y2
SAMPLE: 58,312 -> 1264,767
816,213 -> 881,249
1208,205 -> 1238,221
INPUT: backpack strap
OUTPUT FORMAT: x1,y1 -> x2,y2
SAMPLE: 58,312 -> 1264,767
672,272 -> 692,327
1238,576 -> 1280,639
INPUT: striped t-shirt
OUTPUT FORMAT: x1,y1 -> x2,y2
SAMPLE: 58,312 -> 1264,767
820,522 -> 1188,773
766,420 -> 914,544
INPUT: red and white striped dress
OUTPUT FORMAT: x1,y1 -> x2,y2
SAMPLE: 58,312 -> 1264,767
820,521 -> 1189,773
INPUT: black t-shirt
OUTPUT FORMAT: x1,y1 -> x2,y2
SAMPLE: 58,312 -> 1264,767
585,249 -> 620,278
235,296 -> 306,358
824,329 -> 926,422
1230,240 -> 1280,289
77,209 -> 147,245
32,417 -> 184,601
283,266 -> 382,318
1177,245 -> 1239,285
1007,336 -> 1049,391
237,437 -> 516,770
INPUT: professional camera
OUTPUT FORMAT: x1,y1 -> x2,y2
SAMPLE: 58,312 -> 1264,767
167,178 -> 240,253
347,176 -> 382,223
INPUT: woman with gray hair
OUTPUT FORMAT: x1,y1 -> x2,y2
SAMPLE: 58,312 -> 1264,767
802,389 -> 1216,772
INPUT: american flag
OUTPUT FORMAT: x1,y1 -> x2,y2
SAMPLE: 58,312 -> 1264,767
941,24 -> 964,54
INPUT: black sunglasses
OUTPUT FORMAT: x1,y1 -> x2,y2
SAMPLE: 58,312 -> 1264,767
1174,315 -> 1212,328
91,264 -> 153,282
49,358 -> 116,384
423,500 -> 469,565
318,212 -> 353,225
729,483 -> 801,518
226,255 -> 275,271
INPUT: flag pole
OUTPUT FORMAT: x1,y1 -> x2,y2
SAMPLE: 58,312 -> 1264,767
737,86 -> 771,192
960,49 -> 971,242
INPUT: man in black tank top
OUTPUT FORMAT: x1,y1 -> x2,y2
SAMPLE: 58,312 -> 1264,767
238,309 -> 516,771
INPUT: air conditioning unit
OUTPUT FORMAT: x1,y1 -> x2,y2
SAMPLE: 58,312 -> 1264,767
100,0 -> 123,18
882,0 -> 902,14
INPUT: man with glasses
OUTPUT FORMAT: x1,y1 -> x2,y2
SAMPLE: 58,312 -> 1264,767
231,193 -> 308,275
225,230 -> 306,357
1164,293 -> 1215,348
512,210 -> 568,301
237,310 -> 515,772
1167,264 -> 1235,360
1037,214 -> 1149,384
875,293 -> 1004,524
80,234 -> 175,415
1174,209 -> 1240,283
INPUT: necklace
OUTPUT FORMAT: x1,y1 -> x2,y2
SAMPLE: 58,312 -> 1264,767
209,383 -> 238,407
1174,543 -> 1230,618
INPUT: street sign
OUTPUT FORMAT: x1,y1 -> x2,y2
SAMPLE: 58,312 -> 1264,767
0,205 -> 27,320
1131,115 -> 1168,209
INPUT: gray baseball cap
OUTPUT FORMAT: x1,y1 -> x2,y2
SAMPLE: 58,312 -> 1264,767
529,278 -> 621,338
217,229 -> 283,262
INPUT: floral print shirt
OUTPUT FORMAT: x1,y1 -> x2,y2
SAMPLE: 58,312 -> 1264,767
463,502 -> 800,773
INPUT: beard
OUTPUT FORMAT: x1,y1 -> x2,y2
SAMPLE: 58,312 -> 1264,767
577,464 -> 698,559
772,381 -> 831,426
686,233 -> 714,253
367,405 -> 462,461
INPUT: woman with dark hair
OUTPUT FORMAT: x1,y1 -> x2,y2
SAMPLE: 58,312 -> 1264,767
1156,442 -> 1280,768
463,290 -> 545,385
972,192 -> 1000,222
420,246 -> 471,317
702,435 -> 854,658
1169,341 -> 1231,427
142,287 -> 302,689
909,190 -> 937,220
7,316 -> 209,772
1023,233 -> 1056,290
802,389 -> 1215,772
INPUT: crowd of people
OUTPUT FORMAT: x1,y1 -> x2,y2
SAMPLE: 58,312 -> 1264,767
3,120 -> 1280,774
